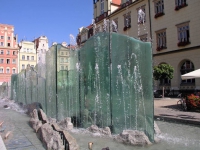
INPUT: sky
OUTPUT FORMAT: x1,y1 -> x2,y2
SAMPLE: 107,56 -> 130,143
0,0 -> 93,45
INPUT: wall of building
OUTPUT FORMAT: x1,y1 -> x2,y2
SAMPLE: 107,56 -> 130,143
18,41 -> 36,72
0,24 -> 18,84
91,0 -> 200,91
35,36 -> 49,64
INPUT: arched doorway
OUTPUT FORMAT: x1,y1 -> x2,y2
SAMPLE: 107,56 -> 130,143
180,60 -> 195,85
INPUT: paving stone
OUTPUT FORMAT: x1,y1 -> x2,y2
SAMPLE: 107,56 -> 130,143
5,136 -> 32,149
0,100 -> 45,150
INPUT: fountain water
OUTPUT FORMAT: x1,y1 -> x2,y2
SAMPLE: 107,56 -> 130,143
9,32 -> 154,143
0,4 -> 198,150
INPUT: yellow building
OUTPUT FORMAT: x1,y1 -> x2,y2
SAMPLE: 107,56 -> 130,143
18,41 -> 37,72
77,0 -> 199,93
57,42 -> 70,72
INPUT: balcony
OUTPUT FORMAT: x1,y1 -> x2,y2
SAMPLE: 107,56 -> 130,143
154,12 -> 165,18
123,25 -> 131,31
175,3 -> 188,11
177,41 -> 190,47
156,46 -> 167,51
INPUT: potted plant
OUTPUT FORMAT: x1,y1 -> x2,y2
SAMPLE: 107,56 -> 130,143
186,94 -> 200,110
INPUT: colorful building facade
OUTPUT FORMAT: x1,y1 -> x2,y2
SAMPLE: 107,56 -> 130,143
0,24 -> 18,84
78,0 -> 200,93
33,36 -> 49,64
18,41 -> 37,72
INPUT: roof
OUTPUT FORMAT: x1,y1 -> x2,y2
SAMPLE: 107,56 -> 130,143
112,0 -> 121,5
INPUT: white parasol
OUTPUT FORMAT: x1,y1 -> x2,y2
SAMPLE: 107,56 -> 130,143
181,69 -> 200,80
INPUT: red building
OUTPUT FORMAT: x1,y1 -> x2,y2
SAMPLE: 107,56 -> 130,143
0,24 -> 18,84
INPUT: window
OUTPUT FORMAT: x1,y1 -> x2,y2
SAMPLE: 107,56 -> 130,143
180,60 -> 195,84
22,64 -> 25,69
31,56 -> 34,60
123,12 -> 131,31
175,0 -> 187,10
65,58 -> 68,63
156,29 -> 167,51
12,59 -> 16,64
154,0 -> 164,18
177,22 -> 190,46
8,37 -> 11,40
6,59 -> 10,64
7,50 -> 10,55
81,33 -> 87,42
27,56 -> 29,60
61,52 -> 64,55
139,34 -> 148,42
137,6 -> 146,24
61,66 -> 64,70
23,48 -> 26,52
27,49 -> 29,53
7,43 -> 10,47
0,42 -> 3,46
65,66 -> 68,70
0,68 -> 3,73
0,59 -> 3,64
100,0 -> 104,15
13,51 -> 16,55
22,55 -> 25,60
12,68 -> 16,74
6,68 -> 10,73
0,36 -> 3,39
112,18 -> 118,32
0,50 -> 3,55
160,78 -> 171,85
60,58 -> 64,63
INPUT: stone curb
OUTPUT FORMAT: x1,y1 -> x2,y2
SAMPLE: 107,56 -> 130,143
0,135 -> 7,150
154,115 -> 200,126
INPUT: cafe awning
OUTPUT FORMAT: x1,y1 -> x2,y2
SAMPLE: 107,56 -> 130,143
181,69 -> 200,80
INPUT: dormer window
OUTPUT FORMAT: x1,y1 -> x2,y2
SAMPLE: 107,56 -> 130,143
101,0 -> 104,15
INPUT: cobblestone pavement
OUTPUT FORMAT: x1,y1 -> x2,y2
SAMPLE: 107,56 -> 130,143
154,98 -> 200,125
0,99 -> 45,150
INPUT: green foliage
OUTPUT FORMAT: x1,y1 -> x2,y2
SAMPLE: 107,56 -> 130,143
153,64 -> 174,81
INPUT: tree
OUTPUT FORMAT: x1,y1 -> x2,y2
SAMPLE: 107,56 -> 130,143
153,64 -> 174,98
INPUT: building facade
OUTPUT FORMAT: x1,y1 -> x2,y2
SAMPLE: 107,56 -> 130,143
18,41 -> 37,72
0,24 -> 18,84
33,36 -> 49,64
57,42 -> 70,72
78,0 -> 200,93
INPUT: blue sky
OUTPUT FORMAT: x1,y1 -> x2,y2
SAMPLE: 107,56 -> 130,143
0,0 -> 93,45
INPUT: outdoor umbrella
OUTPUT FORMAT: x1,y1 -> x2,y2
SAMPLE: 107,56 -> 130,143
181,69 -> 200,80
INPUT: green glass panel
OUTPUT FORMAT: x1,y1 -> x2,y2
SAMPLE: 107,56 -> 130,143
79,33 -> 111,128
17,71 -> 26,104
11,74 -> 18,100
56,44 -> 70,121
46,45 -> 57,118
9,32 -> 153,142
38,77 -> 46,112
110,33 -> 153,141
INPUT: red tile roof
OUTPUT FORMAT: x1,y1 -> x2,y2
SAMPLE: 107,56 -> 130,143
112,0 -> 121,5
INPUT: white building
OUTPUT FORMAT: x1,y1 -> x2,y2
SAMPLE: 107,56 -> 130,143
33,36 -> 49,64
